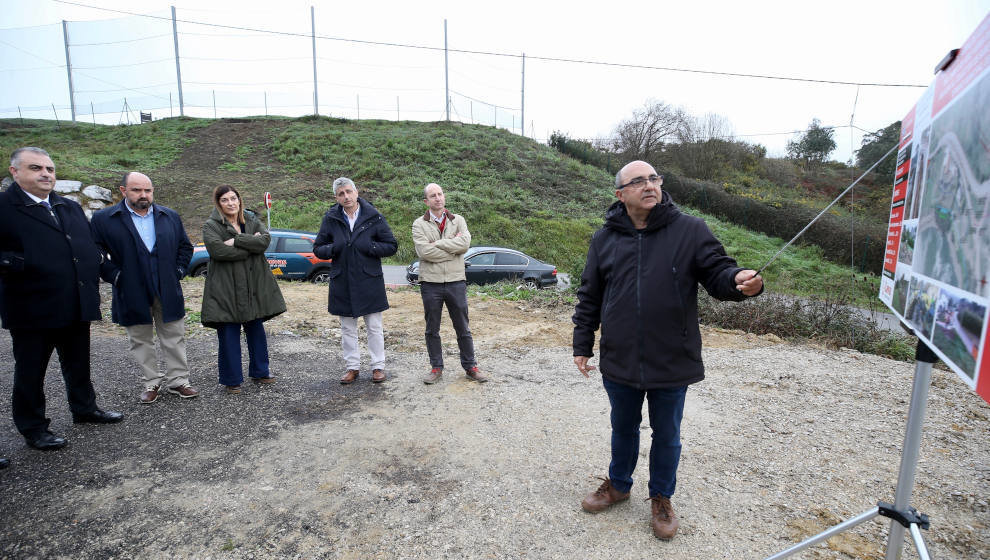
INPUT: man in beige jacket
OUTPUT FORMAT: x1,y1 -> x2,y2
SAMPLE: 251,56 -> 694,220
412,183 -> 487,384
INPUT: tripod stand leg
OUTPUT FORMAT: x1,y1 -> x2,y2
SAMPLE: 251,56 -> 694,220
909,524 -> 931,560
884,353 -> 934,560
764,508 -> 880,560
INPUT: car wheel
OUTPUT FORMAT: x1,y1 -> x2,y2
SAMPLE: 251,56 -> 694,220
309,269 -> 331,283
524,278 -> 540,290
191,264 -> 208,278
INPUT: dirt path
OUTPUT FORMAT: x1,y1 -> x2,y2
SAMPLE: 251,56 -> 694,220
0,281 -> 987,559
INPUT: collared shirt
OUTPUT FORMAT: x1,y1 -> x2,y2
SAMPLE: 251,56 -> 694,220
21,190 -> 51,206
21,189 -> 58,224
126,201 -> 157,252
344,206 -> 360,231
430,210 -> 446,233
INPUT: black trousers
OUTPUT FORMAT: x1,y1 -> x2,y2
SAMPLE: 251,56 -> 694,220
10,322 -> 98,437
420,280 -> 476,370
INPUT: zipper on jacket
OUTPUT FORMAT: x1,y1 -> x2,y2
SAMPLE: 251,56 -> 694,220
637,232 -> 646,388
672,266 -> 687,337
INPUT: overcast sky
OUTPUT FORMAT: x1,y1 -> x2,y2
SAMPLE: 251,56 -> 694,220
2,0 -> 989,165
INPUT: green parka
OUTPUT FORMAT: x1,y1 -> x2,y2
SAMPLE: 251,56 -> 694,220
200,208 -> 286,328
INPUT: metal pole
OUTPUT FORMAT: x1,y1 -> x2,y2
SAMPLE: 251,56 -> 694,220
18,106 -> 23,126
444,19 -> 449,121
765,508 -> 881,560
169,92 -> 173,118
396,96 -> 399,121
884,352 -> 934,560
52,104 -> 60,128
171,6 -> 184,117
62,21 -> 76,122
470,101 -> 473,124
520,52 -> 525,136
311,6 -> 318,116
356,94 -> 360,119
264,91 -> 268,116
493,105 -> 497,128
212,90 -> 217,119
90,101 -> 95,125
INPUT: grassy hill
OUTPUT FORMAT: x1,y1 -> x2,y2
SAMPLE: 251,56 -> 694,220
0,116 -> 882,304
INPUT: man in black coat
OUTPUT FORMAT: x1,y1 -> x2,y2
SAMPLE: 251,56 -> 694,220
572,160 -> 763,540
91,172 -> 198,404
0,147 -> 122,452
313,177 -> 398,385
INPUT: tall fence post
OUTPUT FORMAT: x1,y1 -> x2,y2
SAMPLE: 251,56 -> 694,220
61,20 -> 76,122
169,92 -> 173,118
18,106 -> 23,126
396,96 -> 399,121
212,90 -> 217,119
171,6 -> 184,117
264,91 -> 268,116
52,104 -> 60,128
520,52 -> 525,137
90,101 -> 96,125
311,6 -> 318,116
356,94 -> 360,119
444,19 -> 449,121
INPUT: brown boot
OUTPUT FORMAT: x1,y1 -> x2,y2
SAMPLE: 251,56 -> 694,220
340,369 -> 359,385
581,477 -> 630,513
649,495 -> 679,539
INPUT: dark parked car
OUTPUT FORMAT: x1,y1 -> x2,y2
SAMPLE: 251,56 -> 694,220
406,246 -> 557,289
187,229 -> 332,282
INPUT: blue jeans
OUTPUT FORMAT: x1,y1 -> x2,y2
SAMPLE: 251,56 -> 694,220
602,377 -> 688,498
216,319 -> 270,386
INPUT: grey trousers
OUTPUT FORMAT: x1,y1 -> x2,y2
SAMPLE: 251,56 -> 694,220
420,280 -> 476,370
124,299 -> 190,390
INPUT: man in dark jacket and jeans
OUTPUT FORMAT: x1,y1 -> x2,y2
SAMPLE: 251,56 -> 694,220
313,177 -> 398,384
572,160 -> 763,540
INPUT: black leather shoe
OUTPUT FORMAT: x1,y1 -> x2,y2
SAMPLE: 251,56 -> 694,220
72,409 -> 124,424
0,457 -> 9,469
25,432 -> 67,451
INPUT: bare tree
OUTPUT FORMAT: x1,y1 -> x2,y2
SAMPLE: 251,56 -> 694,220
610,99 -> 689,163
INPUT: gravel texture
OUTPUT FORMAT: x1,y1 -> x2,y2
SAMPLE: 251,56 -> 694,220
0,282 -> 987,559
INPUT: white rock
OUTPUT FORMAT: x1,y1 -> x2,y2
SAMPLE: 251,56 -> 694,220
83,208 -> 93,220
64,194 -> 81,204
87,200 -> 106,210
1,177 -> 12,190
55,180 -> 82,193
82,185 -> 113,202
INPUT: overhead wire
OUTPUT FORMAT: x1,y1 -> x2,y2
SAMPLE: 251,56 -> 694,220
51,0 -> 928,88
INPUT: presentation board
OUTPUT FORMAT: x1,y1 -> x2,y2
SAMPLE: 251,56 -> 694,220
879,13 -> 990,404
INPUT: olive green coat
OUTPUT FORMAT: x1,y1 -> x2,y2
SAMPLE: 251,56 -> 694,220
200,208 -> 286,328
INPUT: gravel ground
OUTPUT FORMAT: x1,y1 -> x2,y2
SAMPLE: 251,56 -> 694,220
0,285 -> 987,560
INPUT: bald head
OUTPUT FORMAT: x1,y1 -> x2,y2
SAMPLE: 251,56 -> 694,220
424,183 -> 446,214
119,171 -> 154,214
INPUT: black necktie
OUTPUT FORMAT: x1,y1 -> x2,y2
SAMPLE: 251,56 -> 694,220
39,201 -> 60,227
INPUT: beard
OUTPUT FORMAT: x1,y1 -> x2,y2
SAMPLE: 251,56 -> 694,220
134,198 -> 151,210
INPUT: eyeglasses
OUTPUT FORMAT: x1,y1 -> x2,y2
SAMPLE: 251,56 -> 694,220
618,174 -> 663,190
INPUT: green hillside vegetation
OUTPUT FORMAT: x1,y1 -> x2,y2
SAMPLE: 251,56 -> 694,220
1,115 -> 884,308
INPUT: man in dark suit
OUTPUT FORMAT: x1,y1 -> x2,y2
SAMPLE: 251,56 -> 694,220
0,147 -> 123,451
91,172 -> 198,404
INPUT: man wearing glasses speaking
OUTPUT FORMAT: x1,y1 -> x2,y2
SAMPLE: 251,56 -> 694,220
572,160 -> 763,540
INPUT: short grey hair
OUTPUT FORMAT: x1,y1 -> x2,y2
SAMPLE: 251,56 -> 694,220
10,147 -> 51,168
614,169 -> 623,190
332,177 -> 355,195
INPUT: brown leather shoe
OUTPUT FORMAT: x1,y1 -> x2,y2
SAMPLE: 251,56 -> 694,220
167,384 -> 200,398
139,386 -> 161,404
465,366 -> 488,383
581,477 -> 630,512
225,385 -> 242,394
252,376 -> 276,384
423,367 -> 443,385
649,495 -> 680,539
372,369 -> 386,383
340,369 -> 359,384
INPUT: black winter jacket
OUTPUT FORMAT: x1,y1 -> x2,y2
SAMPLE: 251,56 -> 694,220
313,197 -> 398,318
572,192 -> 758,389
